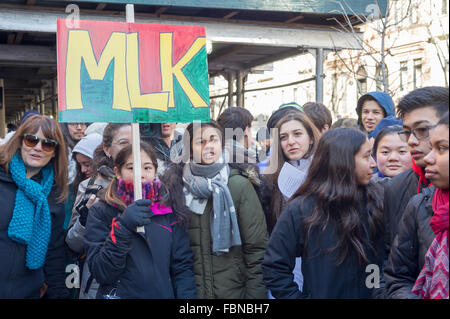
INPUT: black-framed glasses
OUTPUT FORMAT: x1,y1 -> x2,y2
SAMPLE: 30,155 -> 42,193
398,125 -> 436,142
23,134 -> 58,152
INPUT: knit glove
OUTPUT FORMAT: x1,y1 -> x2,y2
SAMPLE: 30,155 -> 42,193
118,199 -> 153,232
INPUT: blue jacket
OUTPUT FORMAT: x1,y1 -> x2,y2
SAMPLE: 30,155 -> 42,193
0,167 -> 69,299
356,92 -> 395,135
84,200 -> 197,299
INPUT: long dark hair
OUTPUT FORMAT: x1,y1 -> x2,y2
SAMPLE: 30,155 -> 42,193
292,128 -> 383,265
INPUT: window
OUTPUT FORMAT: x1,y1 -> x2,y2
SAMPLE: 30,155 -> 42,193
400,61 -> 408,91
356,67 -> 367,97
413,59 -> 422,89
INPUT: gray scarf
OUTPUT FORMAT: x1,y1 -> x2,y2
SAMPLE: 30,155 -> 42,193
183,157 -> 242,255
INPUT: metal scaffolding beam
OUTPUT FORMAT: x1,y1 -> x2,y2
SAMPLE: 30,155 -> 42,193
0,8 -> 362,50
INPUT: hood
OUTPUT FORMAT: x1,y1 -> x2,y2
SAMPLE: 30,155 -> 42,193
368,115 -> 402,139
356,92 -> 395,127
72,133 -> 103,159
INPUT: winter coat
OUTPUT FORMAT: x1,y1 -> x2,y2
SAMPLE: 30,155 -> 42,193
162,165 -> 268,299
383,186 -> 436,299
0,167 -> 69,298
263,194 -> 385,299
84,200 -> 197,299
383,168 -> 428,252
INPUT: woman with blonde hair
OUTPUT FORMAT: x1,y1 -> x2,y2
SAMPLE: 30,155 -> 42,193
0,114 -> 69,298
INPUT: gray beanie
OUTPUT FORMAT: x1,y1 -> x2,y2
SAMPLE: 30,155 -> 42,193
72,133 -> 103,159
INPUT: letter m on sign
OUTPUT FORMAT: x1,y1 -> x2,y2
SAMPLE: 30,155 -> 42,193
57,19 -> 210,123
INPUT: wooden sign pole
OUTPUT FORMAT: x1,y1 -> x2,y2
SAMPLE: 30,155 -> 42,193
126,4 -> 145,234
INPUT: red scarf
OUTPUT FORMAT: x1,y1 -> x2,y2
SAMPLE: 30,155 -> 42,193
411,159 -> 431,194
412,188 -> 449,299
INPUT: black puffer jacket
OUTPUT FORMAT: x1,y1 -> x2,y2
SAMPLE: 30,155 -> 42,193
383,168 -> 428,251
383,186 -> 435,299
0,167 -> 69,298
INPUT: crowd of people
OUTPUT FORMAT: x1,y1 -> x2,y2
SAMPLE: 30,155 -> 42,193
0,85 -> 448,299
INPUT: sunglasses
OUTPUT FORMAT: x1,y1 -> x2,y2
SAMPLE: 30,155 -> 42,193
23,134 -> 58,152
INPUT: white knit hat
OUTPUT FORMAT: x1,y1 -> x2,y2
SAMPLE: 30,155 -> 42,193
72,133 -> 103,159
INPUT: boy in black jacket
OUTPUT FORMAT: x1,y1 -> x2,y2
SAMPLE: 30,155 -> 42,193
383,87 -> 448,250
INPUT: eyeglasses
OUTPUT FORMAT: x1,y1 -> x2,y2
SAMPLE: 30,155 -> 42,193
23,134 -> 58,152
398,125 -> 436,143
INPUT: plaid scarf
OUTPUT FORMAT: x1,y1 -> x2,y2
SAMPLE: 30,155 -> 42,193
412,188 -> 449,299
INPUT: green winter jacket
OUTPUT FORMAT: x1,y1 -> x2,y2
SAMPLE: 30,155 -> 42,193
187,168 -> 268,299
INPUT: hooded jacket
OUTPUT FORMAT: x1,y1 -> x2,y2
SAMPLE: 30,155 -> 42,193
356,92 -> 395,136
0,167 -> 69,298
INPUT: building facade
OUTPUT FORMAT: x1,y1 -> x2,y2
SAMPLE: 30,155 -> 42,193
209,0 -> 449,121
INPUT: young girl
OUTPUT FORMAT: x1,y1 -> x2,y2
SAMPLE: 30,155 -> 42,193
162,121 -> 268,299
84,142 -> 196,299
263,128 -> 385,298
371,125 -> 412,183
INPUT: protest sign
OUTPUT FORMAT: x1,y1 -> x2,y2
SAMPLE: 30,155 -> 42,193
57,19 -> 210,123
57,12 -> 211,233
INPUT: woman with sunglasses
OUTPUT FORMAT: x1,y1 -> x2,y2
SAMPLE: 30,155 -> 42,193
0,114 -> 69,298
